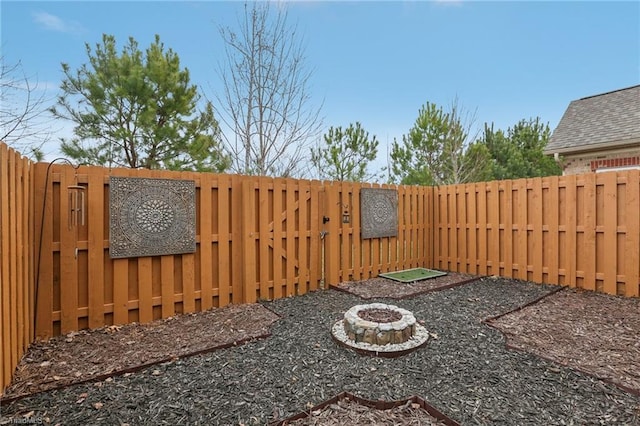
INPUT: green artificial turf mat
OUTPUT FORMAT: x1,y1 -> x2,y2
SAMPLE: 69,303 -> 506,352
379,268 -> 448,283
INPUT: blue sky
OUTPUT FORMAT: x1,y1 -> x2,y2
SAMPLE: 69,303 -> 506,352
2,1 -> 639,171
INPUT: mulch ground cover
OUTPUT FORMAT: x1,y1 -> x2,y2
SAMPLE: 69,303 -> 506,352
1,277 -> 639,425
2,304 -> 280,400
486,287 -> 640,395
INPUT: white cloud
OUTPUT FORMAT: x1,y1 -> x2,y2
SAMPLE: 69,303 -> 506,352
32,11 -> 84,34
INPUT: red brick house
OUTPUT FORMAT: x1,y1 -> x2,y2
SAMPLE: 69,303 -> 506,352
545,85 -> 640,175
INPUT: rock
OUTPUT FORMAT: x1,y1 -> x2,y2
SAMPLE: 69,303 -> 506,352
391,320 -> 407,331
354,318 -> 376,329
402,326 -> 412,341
369,303 -> 387,310
377,331 -> 391,345
378,322 -> 393,332
363,329 -> 376,344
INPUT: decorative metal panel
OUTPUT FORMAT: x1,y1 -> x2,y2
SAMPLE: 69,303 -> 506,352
109,177 -> 196,258
360,188 -> 398,239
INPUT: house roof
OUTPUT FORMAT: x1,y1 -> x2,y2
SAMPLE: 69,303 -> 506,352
545,85 -> 640,154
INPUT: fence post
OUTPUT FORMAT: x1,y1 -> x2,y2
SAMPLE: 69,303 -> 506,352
241,178 -> 257,303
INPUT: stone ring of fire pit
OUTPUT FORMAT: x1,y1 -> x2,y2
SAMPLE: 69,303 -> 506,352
331,303 -> 429,357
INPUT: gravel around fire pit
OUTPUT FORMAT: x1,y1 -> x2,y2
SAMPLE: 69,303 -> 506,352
2,277 -> 640,425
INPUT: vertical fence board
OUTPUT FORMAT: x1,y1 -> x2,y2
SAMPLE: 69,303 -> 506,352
34,164 -> 52,339
602,173 -> 618,295
457,185 -> 467,273
217,175 -> 230,307
137,257 -> 153,323
532,178 -> 544,283
14,156 -> 25,357
7,150 -> 18,369
397,188 -> 406,270
466,184 -> 477,275
503,180 -> 513,277
432,189 -> 440,270
370,187 -> 381,276
583,174 -> 596,291
309,181 -> 320,291
352,183 -> 363,279
438,190 -> 447,270
388,188 -> 398,272
0,145 -> 11,386
160,256 -> 174,318
477,184 -> 487,275
362,201 -> 372,279
113,259 -> 129,324
416,186 -> 425,271
230,175 -> 243,303
448,186 -> 457,271
272,178 -> 283,299
285,179 -> 296,297
411,186 -> 419,268
625,171 -> 640,297
241,179 -> 257,303
87,168 -> 105,329
547,176 -> 559,284
258,178 -> 271,298
517,180 -> 528,280
325,182 -> 340,285
488,181 -> 500,275
453,185 -> 467,272
182,254 -> 196,313
298,181 -> 309,295
58,167 -> 78,334
199,173 -> 213,311
23,156 -> 34,351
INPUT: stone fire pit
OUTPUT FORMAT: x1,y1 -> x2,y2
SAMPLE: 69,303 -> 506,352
331,303 -> 429,357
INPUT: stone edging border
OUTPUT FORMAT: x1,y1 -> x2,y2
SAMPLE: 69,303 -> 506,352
269,391 -> 461,426
331,320 -> 430,358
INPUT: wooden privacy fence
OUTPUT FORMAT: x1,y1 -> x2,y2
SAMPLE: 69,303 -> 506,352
2,139 -> 640,393
31,163 -> 432,340
0,144 -> 34,395
433,173 -> 640,298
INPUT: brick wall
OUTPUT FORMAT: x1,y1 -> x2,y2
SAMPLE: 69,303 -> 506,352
561,147 -> 640,175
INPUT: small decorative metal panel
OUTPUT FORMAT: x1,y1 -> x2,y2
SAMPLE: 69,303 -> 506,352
109,177 -> 196,258
360,188 -> 398,239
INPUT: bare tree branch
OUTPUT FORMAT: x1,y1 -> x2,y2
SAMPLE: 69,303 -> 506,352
0,56 -> 56,159
216,2 -> 323,177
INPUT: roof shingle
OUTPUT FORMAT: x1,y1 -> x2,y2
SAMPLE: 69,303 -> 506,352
545,85 -> 640,154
